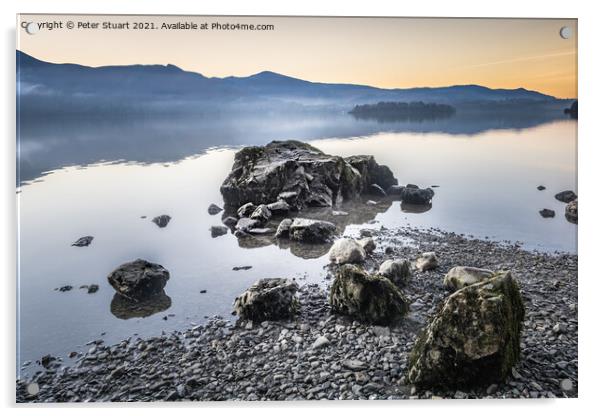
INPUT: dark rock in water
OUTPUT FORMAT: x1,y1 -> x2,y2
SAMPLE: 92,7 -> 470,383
267,200 -> 290,215
222,216 -> 238,227
537,185 -> 546,191
207,203 -> 223,215
220,140 -> 397,210
58,285 -> 73,292
329,264 -> 409,325
107,259 -> 170,301
368,183 -> 387,197
40,354 -> 57,369
275,218 -> 293,238
233,266 -> 252,271
233,278 -> 299,322
250,204 -> 271,224
289,218 -> 336,243
237,203 -> 257,218
152,215 -> 171,228
554,190 -> 577,203
565,199 -> 577,224
110,291 -> 171,320
406,271 -> 525,388
87,284 -> 99,294
235,217 -> 259,232
401,202 -> 432,214
72,236 -> 93,247
200,290 -> 207,294
210,225 -> 228,237
400,186 -> 435,205
539,208 -> 555,218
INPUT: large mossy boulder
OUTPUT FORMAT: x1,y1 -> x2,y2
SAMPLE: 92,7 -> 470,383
406,271 -> 525,388
233,278 -> 299,322
329,264 -> 409,325
220,140 -> 397,210
107,259 -> 170,301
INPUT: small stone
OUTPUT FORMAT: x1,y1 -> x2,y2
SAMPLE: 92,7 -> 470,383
152,215 -> 171,228
71,236 -> 94,247
87,284 -> 99,294
312,335 -> 330,349
210,225 -> 229,238
560,379 -> 573,392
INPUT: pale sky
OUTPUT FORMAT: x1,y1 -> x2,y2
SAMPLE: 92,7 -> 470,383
17,15 -> 577,98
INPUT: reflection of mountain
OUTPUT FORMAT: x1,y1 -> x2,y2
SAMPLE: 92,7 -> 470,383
110,291 -> 171,320
231,197 -> 392,259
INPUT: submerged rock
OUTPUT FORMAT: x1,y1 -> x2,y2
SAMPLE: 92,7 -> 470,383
328,238 -> 366,264
554,190 -> 577,203
537,185 -> 546,191
400,186 -> 435,205
220,140 -> 397,210
207,203 -> 223,215
107,259 -> 170,301
444,266 -> 494,291
379,259 -> 411,287
416,252 -> 438,272
72,236 -> 93,247
233,278 -> 299,322
539,208 -> 555,218
152,215 -> 171,228
565,199 -> 577,224
406,271 -> 525,388
329,264 -> 409,325
288,218 -> 336,243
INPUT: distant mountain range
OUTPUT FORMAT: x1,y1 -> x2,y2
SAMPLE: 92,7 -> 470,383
16,50 -> 570,115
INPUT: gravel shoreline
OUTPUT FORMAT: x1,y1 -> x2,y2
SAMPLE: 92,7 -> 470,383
16,227 -> 578,402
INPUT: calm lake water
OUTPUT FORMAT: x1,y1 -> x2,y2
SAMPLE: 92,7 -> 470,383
16,113 -> 577,375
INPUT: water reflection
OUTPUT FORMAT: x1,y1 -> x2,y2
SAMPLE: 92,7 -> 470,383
110,291 -> 172,320
17,106 -> 569,186
401,202 -> 433,214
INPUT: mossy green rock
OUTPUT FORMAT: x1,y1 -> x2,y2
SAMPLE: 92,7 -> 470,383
406,271 -> 525,388
234,278 -> 299,322
329,264 -> 409,325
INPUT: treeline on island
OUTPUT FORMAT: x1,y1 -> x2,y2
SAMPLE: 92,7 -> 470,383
349,101 -> 456,122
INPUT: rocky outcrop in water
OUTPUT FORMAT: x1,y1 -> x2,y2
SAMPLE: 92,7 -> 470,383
107,259 -> 170,301
407,271 -> 525,388
233,278 -> 299,322
443,266 -> 494,291
565,199 -> 577,224
220,140 -> 397,211
329,264 -> 409,325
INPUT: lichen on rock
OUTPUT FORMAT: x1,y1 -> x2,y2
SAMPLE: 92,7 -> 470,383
233,278 -> 299,322
329,264 -> 409,325
406,271 -> 525,388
